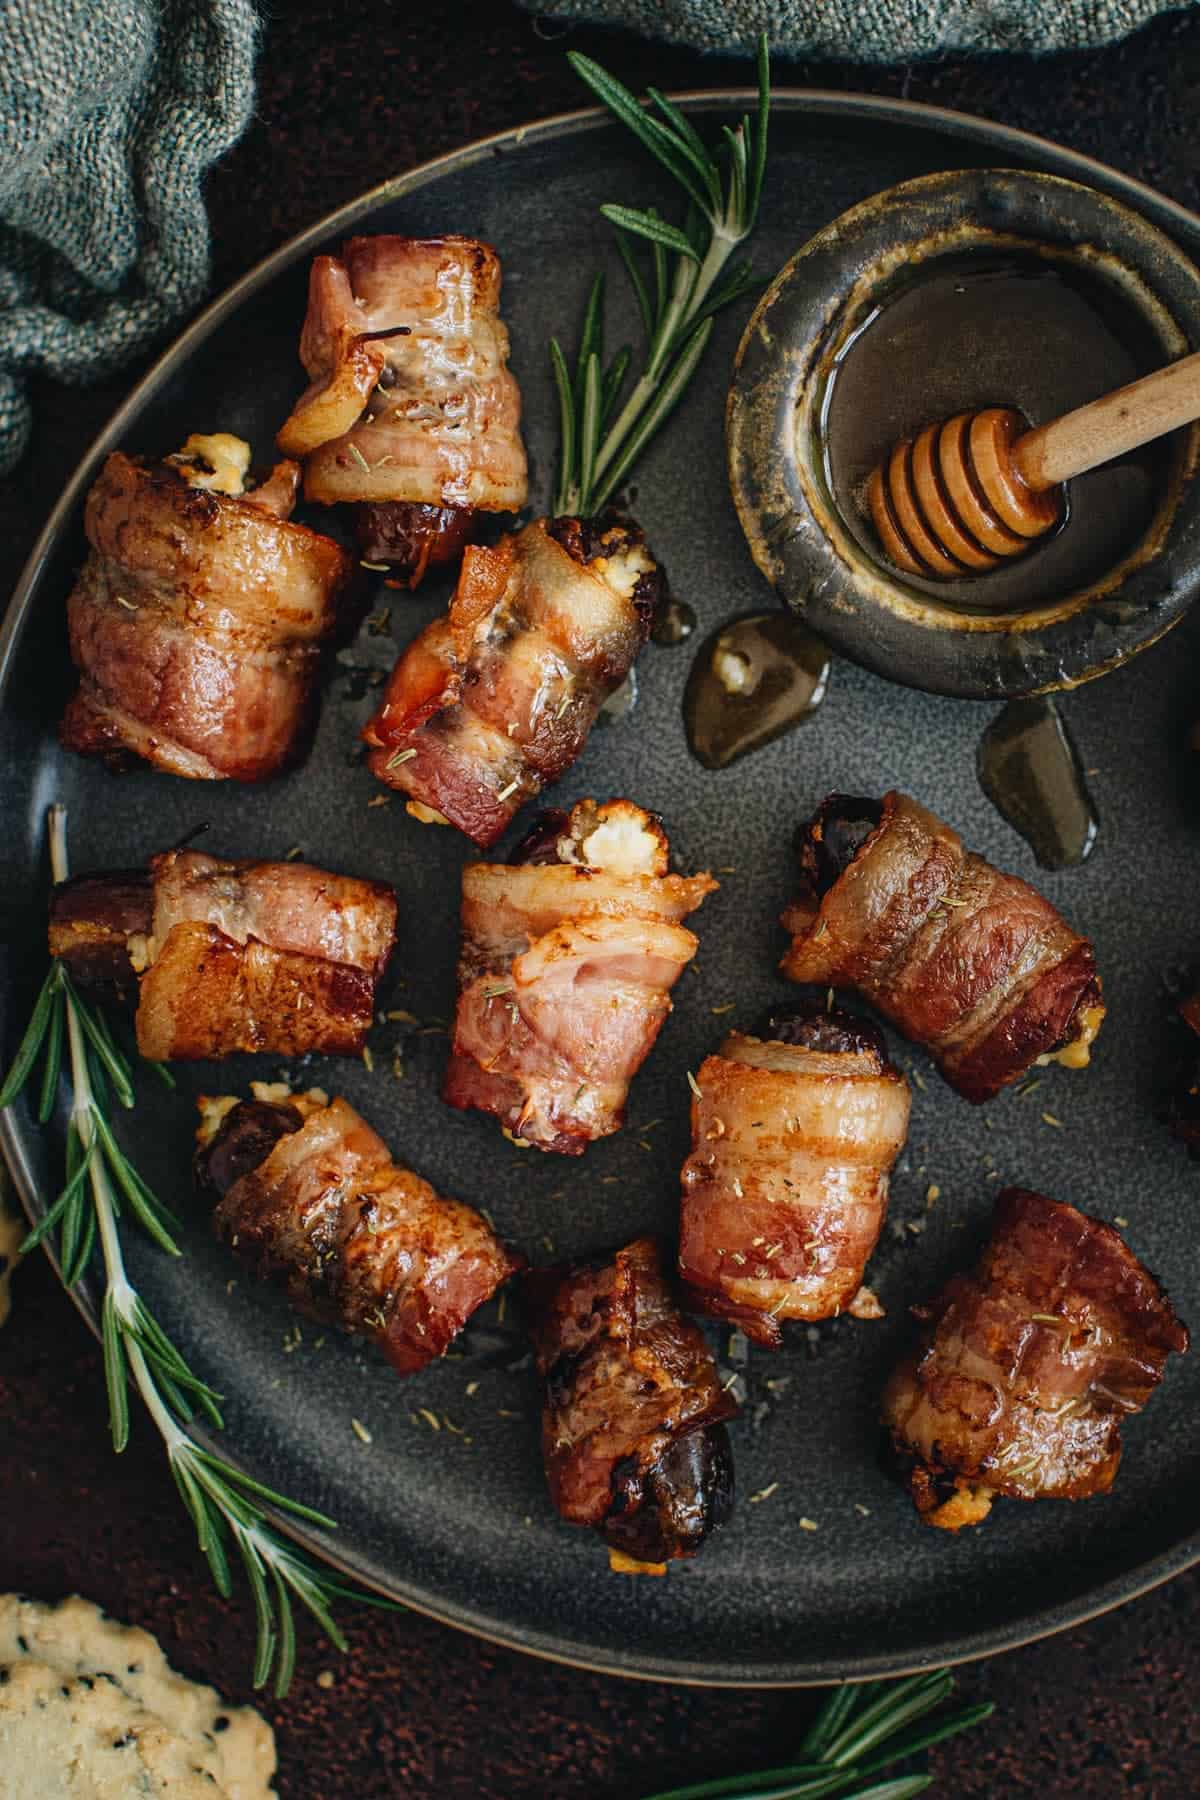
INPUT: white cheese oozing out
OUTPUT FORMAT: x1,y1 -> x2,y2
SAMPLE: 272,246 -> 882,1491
168,432 -> 252,496
575,801 -> 665,879
593,538 -> 654,601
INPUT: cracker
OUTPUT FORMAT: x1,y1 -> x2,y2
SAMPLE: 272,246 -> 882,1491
0,1598 -> 275,1800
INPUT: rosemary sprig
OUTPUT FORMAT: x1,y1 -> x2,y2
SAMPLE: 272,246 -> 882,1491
638,1670 -> 994,1800
551,36 -> 770,518
1,804 -> 394,1694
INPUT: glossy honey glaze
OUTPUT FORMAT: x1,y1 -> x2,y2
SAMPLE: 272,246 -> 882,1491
819,254 -> 1171,610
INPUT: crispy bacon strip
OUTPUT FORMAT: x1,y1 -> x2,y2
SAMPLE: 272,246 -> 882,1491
362,516 -> 661,845
679,1010 -> 911,1345
48,849 -> 396,1061
196,1090 -> 520,1375
524,1237 -> 736,1571
882,1187 -> 1188,1530
60,451 -> 354,781
276,236 -> 527,584
443,799 -> 716,1153
781,791 -> 1105,1102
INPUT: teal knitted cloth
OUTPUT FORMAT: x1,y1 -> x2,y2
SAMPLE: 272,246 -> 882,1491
0,0 -> 257,474
527,0 -> 1194,58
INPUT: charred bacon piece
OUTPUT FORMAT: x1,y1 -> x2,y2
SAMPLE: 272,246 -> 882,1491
443,799 -> 716,1153
525,1237 -> 735,1573
60,439 -> 354,781
883,1187 -> 1187,1531
276,235 -> 527,586
678,1007 -> 911,1345
197,1088 -> 520,1375
48,849 -> 396,1061
781,791 -> 1105,1103
361,515 -> 662,846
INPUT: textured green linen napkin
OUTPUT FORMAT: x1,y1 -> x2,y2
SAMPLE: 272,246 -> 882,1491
0,0 -> 257,475
524,0 -> 1195,59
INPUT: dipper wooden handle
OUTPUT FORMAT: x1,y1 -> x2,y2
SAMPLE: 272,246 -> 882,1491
869,348 -> 1200,579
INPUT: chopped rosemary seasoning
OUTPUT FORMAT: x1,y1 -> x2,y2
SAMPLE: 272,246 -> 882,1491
360,559 -> 390,571
350,1417 -> 373,1445
495,778 -> 520,802
798,1515 -> 819,1531
284,845 -> 304,861
748,1482 -> 779,1504
1041,1112 -> 1065,1128
417,1407 -> 441,1432
710,1001 -> 736,1015
347,443 -> 371,472
386,747 -> 418,770
367,794 -> 391,809
361,1046 -> 374,1073
686,1069 -> 702,1099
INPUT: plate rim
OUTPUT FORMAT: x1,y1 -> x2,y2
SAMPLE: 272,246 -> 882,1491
3,86 -> 1198,1688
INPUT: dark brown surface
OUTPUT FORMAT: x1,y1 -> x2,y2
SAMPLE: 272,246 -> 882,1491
4,2 -> 1200,1792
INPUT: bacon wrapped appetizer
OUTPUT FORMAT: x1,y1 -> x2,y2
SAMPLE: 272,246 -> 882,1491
48,848 -> 396,1061
276,235 -> 528,585
524,1237 -> 735,1573
443,799 -> 716,1153
678,1005 -> 911,1346
60,436 -> 354,781
883,1187 -> 1187,1531
780,792 -> 1105,1103
361,516 -> 662,844
196,1087 -> 520,1375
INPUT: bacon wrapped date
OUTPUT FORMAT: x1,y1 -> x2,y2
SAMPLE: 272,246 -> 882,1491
524,1237 -> 735,1573
361,516 -> 662,845
276,235 -> 527,586
678,1006 -> 911,1345
780,791 -> 1105,1103
196,1088 -> 520,1374
882,1187 -> 1187,1531
48,849 -> 396,1061
60,439 -> 354,780
443,799 -> 716,1153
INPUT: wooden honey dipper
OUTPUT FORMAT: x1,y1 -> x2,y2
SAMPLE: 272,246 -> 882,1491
867,349 -> 1200,578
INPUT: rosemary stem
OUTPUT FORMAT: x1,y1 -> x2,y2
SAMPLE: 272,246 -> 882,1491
47,806 -> 140,1329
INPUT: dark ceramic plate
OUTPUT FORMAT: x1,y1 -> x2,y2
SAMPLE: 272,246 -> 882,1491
2,93 -> 1199,1688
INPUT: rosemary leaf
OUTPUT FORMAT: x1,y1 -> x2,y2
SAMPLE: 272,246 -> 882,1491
600,204 -> 700,261
800,1686 -> 863,1760
852,1703 -> 996,1781
549,337 -> 577,515
568,53 -> 717,215
602,344 -> 633,421
0,961 -> 62,1108
36,984 -> 65,1123
615,228 -> 654,336
101,1290 -> 130,1453
62,1200 -> 97,1290
577,351 -> 603,517
826,1673 -> 954,1766
18,1141 -> 94,1255
270,1565 -> 298,1700
575,272 -> 606,405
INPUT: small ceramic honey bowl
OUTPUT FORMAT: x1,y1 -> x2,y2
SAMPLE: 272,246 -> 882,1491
726,167 -> 1200,698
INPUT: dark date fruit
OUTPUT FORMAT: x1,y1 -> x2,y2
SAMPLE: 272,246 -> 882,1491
797,794 -> 883,897
603,1423 -> 735,1564
509,809 -> 571,867
765,998 -> 888,1063
194,1099 -> 303,1203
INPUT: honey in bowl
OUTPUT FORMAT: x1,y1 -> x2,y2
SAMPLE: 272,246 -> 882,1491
818,253 -> 1171,609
